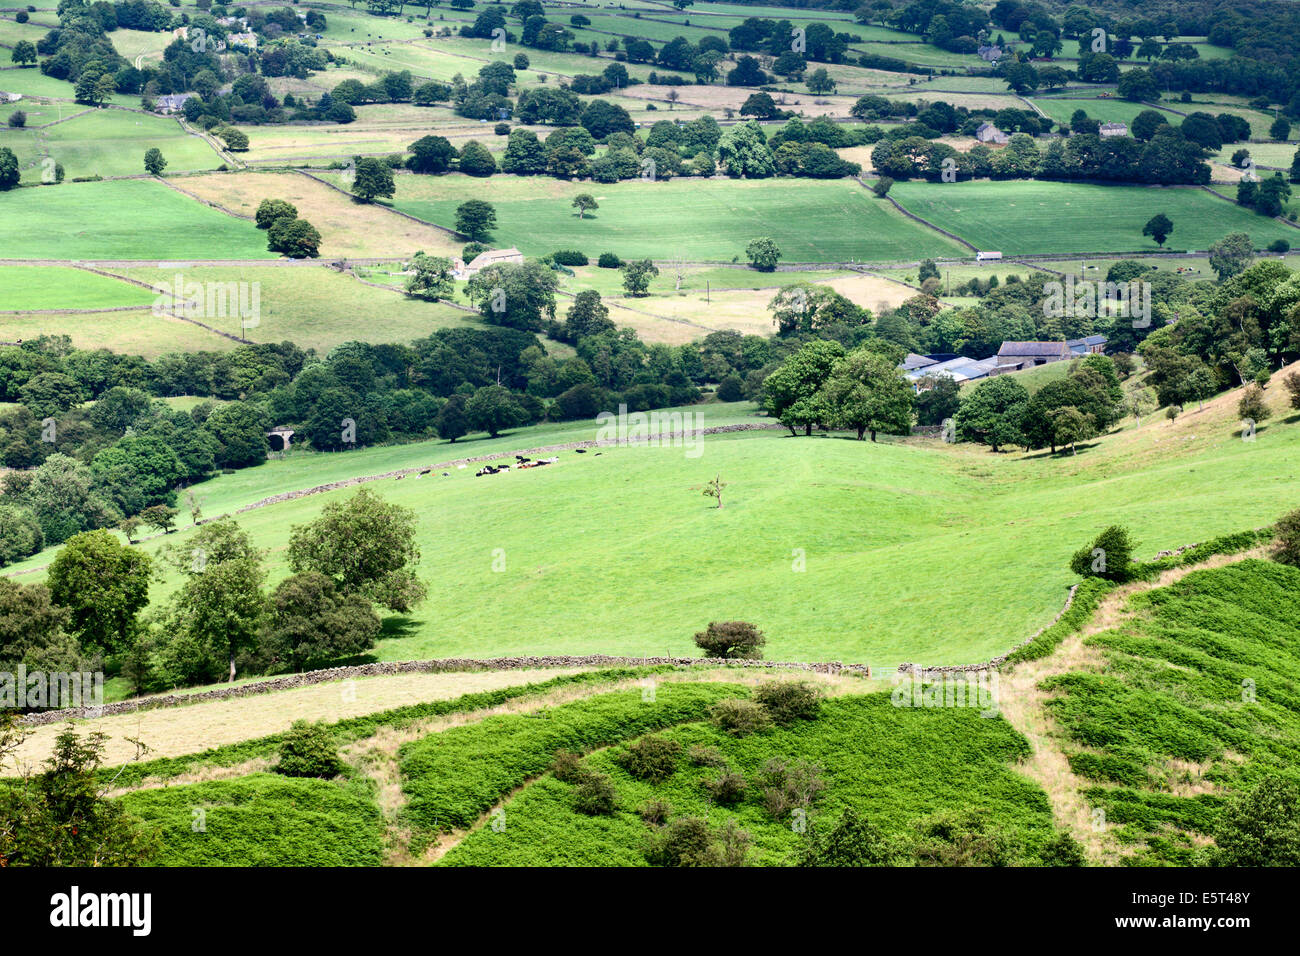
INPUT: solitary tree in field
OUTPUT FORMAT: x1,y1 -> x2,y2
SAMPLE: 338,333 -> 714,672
143,147 -> 167,175
1142,212 -> 1172,247
571,193 -> 598,219
746,237 -> 782,271
806,67 -> 836,94
667,89 -> 680,109
621,258 -> 659,296
454,199 -> 497,242
693,620 -> 764,658
10,40 -> 37,67
1069,525 -> 1134,581
0,147 -> 18,191
268,217 -> 322,258
702,473 -> 727,508
350,156 -> 395,202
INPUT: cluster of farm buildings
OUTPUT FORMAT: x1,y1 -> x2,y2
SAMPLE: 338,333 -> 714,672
901,335 -> 1107,389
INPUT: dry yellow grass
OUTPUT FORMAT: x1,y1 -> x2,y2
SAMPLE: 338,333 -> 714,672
821,272 -> 935,313
6,668 -> 589,771
176,170 -> 461,258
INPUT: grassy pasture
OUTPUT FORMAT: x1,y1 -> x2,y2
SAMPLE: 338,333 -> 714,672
0,265 -> 154,310
361,172 -> 965,262
0,308 -> 237,356
11,377 -> 1300,673
10,668 -> 588,768
0,67 -> 137,106
889,180 -> 1300,255
109,264 -> 476,351
1029,97 -> 1177,129
30,109 -> 225,181
443,692 -> 1056,866
1215,142 -> 1298,169
0,179 -> 275,260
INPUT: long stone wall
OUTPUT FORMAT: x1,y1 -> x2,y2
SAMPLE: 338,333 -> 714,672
20,654 -> 871,726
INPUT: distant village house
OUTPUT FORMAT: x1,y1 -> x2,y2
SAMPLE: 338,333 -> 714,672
975,122 -> 1010,145
452,248 -> 524,280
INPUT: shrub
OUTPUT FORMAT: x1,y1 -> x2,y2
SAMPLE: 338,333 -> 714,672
1069,525 -> 1135,582
493,122 -> 510,135
1038,831 -> 1088,866
1207,775 -> 1300,866
617,735 -> 682,782
754,680 -> 822,726
911,808 -> 1017,866
688,744 -> 726,767
1269,239 -> 1291,253
639,798 -> 672,826
276,720 -> 341,778
1238,383 -> 1271,425
552,249 -> 589,267
644,815 -> 711,866
755,758 -> 825,819
702,768 -> 747,806
707,818 -> 752,866
798,807 -> 900,866
597,252 -> 622,268
461,241 -> 489,260
709,698 -> 773,737
573,772 -> 617,815
15,10 -> 28,22
7,111 -> 25,128
716,375 -> 744,402
551,748 -> 586,783
1272,508 -> 1300,567
693,620 -> 766,659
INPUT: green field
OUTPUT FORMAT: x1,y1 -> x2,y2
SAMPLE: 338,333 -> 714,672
0,108 -> 228,183
0,179 -> 276,260
10,384 -> 1300,673
889,180 -> 1300,255
0,265 -> 155,310
0,308 -> 238,356
31,109 -> 226,181
361,172 -> 965,263
110,265 -> 477,351
1029,97 -> 1179,129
